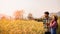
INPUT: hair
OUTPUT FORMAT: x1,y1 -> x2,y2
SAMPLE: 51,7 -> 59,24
54,15 -> 58,21
44,11 -> 49,15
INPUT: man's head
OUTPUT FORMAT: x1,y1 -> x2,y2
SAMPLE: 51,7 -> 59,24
44,11 -> 49,17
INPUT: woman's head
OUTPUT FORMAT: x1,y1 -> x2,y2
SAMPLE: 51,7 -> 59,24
52,15 -> 58,21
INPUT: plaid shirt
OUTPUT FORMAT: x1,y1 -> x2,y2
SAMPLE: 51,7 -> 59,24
42,16 -> 52,32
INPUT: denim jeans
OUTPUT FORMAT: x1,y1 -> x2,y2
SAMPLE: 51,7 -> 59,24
51,28 -> 56,34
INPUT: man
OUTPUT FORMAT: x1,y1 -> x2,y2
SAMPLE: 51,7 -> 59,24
35,11 -> 51,34
42,11 -> 51,34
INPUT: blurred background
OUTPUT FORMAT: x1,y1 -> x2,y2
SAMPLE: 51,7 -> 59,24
0,0 -> 60,34
0,0 -> 60,18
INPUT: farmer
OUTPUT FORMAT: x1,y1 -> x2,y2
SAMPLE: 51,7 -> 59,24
34,11 -> 52,34
42,11 -> 52,34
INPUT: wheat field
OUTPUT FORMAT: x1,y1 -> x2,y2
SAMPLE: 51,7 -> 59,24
0,19 -> 45,34
0,17 -> 60,34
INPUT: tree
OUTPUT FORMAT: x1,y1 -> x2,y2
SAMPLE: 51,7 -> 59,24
28,13 -> 34,20
14,10 -> 24,19
0,14 -> 6,20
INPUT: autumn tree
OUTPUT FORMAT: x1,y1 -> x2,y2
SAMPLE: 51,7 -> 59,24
14,10 -> 24,19
0,14 -> 6,20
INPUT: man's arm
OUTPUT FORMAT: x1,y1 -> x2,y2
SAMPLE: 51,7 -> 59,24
34,18 -> 43,22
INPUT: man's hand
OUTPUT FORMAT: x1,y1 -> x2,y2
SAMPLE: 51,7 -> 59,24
46,23 -> 50,27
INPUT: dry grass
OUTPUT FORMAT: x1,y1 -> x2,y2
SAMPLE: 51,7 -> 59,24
57,17 -> 60,34
0,19 -> 44,34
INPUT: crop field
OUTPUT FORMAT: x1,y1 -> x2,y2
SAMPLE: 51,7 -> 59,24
57,17 -> 60,34
0,17 -> 60,34
0,19 -> 45,34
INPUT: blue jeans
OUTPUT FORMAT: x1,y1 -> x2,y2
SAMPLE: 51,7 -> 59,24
51,28 -> 56,34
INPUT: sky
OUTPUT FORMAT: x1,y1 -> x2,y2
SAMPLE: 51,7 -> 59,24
0,0 -> 60,18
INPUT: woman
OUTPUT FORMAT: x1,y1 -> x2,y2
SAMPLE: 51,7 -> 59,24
50,15 -> 58,34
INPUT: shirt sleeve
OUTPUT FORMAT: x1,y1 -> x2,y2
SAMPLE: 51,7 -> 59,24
50,21 -> 56,27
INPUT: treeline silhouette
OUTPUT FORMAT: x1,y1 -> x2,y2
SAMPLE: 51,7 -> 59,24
0,10 -> 42,22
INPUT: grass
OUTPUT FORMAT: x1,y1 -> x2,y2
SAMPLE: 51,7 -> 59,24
57,17 -> 60,34
0,17 -> 60,34
0,19 -> 44,34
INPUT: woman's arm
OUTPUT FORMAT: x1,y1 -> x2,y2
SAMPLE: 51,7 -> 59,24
50,21 -> 56,27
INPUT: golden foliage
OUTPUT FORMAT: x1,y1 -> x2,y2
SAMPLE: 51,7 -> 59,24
0,19 -> 44,34
14,10 -> 24,19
